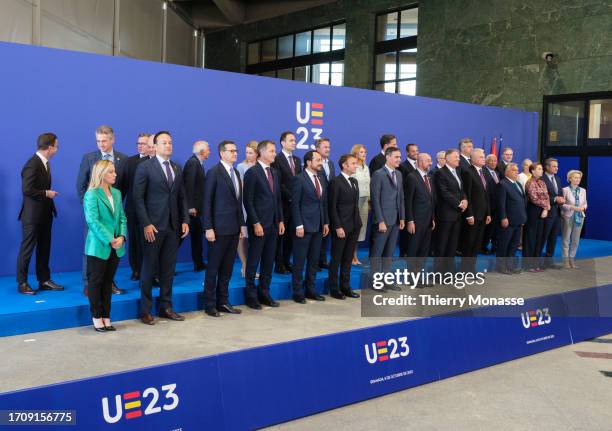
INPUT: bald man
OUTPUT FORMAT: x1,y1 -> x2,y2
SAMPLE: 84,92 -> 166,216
183,140 -> 210,271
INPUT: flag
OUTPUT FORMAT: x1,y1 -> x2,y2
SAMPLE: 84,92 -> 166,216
491,136 -> 498,157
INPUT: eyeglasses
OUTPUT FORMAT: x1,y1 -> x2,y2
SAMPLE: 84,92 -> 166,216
224,149 -> 238,154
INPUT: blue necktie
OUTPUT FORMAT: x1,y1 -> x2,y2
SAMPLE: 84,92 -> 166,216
163,161 -> 173,188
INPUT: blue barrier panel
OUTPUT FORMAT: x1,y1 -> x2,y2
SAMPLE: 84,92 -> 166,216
563,284 -> 612,342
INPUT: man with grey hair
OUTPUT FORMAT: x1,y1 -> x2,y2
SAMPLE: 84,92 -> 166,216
182,140 -> 210,271
430,150 -> 446,176
76,125 -> 128,295
458,138 -> 473,172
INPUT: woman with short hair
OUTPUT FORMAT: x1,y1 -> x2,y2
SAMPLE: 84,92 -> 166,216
561,170 -> 587,269
83,160 -> 127,332
523,162 -> 549,272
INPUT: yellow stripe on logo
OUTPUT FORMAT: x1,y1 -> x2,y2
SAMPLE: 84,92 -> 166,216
530,316 -> 537,321
311,111 -> 324,117
124,401 -> 141,410
377,348 -> 388,354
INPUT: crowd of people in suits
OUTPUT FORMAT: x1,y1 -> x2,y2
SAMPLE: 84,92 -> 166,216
16,128 -> 588,332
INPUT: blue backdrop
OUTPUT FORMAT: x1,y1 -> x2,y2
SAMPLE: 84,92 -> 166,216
0,41 -> 538,276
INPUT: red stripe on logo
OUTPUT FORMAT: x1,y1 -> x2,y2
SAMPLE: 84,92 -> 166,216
531,322 -> 538,327
123,391 -> 140,400
125,410 -> 142,420
312,103 -> 324,109
529,310 -> 535,315
378,355 -> 389,362
376,341 -> 386,347
311,119 -> 323,125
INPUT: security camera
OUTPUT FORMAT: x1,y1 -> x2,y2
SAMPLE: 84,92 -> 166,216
542,52 -> 555,62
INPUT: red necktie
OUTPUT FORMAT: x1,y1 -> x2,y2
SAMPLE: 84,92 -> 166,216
424,174 -> 431,194
288,156 -> 295,175
266,167 -> 274,193
314,174 -> 321,199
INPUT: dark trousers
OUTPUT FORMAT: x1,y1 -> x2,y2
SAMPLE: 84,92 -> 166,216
204,233 -> 239,310
245,225 -> 278,304
523,208 -> 546,269
140,228 -> 179,314
542,212 -> 561,265
275,206 -> 293,268
87,250 -> 119,318
127,212 -> 144,274
407,220 -> 432,274
497,224 -> 522,271
16,217 -> 52,284
329,227 -> 359,293
434,219 -> 461,272
187,215 -> 205,267
399,229 -> 410,257
319,234 -> 329,265
460,219 -> 486,272
370,223 -> 399,286
482,211 -> 498,252
292,231 -> 322,299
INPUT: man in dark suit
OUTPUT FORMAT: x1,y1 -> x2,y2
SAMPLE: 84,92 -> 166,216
202,140 -> 246,317
328,154 -> 362,300
482,154 -> 500,254
125,133 -> 151,281
291,151 -> 329,303
182,140 -> 210,272
243,140 -> 285,309
369,134 -> 397,174
458,138 -> 473,172
398,143 -> 418,257
460,149 -> 491,272
133,131 -> 190,325
315,138 -> 335,269
16,133 -> 63,295
76,125 -> 128,295
433,149 -> 468,272
370,147 -> 405,289
541,157 -> 565,269
496,163 -> 527,274
272,131 -> 301,275
496,147 -> 514,178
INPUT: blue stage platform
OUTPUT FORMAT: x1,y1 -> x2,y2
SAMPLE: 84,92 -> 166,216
1,239 -> 611,337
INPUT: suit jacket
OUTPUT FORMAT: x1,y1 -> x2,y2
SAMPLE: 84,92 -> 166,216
462,165 -> 490,221
483,167 -> 500,212
133,157 -> 189,232
243,163 -> 283,229
405,170 -> 435,226
272,152 -> 302,208
83,187 -> 127,259
496,160 -> 509,178
77,150 -> 128,202
202,163 -> 245,235
183,155 -> 206,215
125,154 -> 150,218
459,155 -> 471,172
398,159 -> 416,182
561,186 -> 587,218
328,174 -> 361,233
370,167 -> 405,226
292,170 -> 329,233
433,166 -> 466,222
317,158 -> 336,191
542,174 -> 563,216
18,155 -> 57,223
497,178 -> 527,226
368,152 -> 386,174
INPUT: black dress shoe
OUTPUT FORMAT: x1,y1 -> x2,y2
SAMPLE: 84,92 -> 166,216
112,283 -> 125,295
330,291 -> 346,300
246,302 -> 262,310
140,313 -> 155,325
306,294 -> 325,301
218,304 -> 242,314
130,271 -> 140,281
293,297 -> 306,304
274,265 -> 291,275
260,298 -> 280,307
104,325 -> 116,331
94,326 -> 106,332
158,308 -> 185,321
342,290 -> 360,298
205,308 -> 220,317
39,280 -> 64,291
194,263 -> 206,272
284,263 -> 293,272
18,283 -> 36,295
319,262 -> 329,269
153,278 -> 161,287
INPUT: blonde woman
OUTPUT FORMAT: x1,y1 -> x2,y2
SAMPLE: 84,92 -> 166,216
350,144 -> 370,265
561,170 -> 587,268
517,158 -> 532,189
83,160 -> 127,332
236,141 -> 258,277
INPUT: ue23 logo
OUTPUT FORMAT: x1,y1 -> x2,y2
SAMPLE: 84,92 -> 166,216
102,384 -> 179,424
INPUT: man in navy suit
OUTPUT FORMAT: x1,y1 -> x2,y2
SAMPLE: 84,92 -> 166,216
133,131 -> 190,324
315,138 -> 335,269
291,150 -> 329,303
370,147 -> 405,289
76,125 -> 128,295
272,131 -> 301,274
541,158 -> 565,269
482,154 -> 500,254
243,140 -> 285,309
496,163 -> 527,274
328,154 -> 362,299
202,140 -> 247,317
182,141 -> 210,272
369,134 -> 397,174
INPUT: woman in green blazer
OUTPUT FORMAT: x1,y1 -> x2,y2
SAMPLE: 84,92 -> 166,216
83,160 -> 127,332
